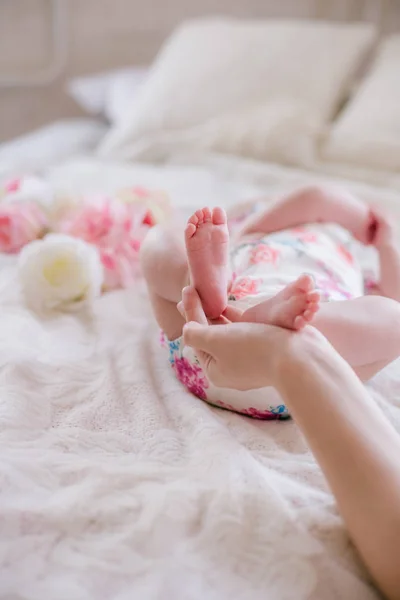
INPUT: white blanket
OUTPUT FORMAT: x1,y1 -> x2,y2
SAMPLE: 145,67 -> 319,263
1,155 -> 400,600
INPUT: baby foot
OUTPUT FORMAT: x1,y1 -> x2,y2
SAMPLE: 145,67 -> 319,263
241,274 -> 320,331
185,207 -> 230,319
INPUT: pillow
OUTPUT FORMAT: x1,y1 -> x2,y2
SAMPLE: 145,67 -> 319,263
67,67 -> 148,124
323,35 -> 400,171
98,18 -> 375,165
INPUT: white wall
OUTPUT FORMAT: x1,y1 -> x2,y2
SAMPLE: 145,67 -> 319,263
0,0 -> 398,141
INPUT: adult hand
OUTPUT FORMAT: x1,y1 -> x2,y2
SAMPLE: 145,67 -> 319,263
180,286 -> 303,390
184,319 -> 295,390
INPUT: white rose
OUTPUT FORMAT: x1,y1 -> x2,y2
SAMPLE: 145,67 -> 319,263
18,234 -> 103,312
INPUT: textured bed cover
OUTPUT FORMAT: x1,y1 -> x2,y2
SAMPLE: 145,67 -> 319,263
1,155 -> 400,600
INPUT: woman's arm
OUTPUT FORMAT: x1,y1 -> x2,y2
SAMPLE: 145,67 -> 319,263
183,287 -> 400,599
276,332 -> 400,600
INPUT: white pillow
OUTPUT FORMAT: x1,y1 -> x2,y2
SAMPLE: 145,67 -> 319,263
98,18 -> 375,165
323,35 -> 400,171
67,67 -> 148,124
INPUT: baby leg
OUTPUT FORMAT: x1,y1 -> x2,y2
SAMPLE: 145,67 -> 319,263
243,293 -> 400,380
311,296 -> 400,380
185,207 -> 230,319
240,185 -> 374,244
141,207 -> 230,339
140,221 -> 189,340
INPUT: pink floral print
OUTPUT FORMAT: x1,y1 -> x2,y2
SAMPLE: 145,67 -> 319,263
315,277 -> 353,300
159,330 -> 166,348
249,244 -> 279,265
337,244 -> 354,265
172,356 -> 209,400
291,226 -> 318,243
230,276 -> 261,300
215,399 -> 289,420
162,334 -> 289,418
364,272 -> 379,293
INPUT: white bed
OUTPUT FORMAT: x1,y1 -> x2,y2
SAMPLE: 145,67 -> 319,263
0,119 -> 107,180
2,3 -> 400,600
1,153 -> 400,600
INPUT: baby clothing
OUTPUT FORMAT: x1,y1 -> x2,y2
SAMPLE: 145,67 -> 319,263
230,223 -> 364,309
163,222 -> 369,420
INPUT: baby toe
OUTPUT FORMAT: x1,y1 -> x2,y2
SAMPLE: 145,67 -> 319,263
195,209 -> 205,223
185,222 -> 197,240
202,207 -> 212,222
212,207 -> 227,225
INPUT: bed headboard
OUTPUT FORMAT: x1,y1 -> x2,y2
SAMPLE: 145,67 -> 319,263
0,0 -> 398,142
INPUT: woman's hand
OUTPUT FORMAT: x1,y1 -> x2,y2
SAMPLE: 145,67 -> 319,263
180,286 -> 311,390
183,319 -> 294,390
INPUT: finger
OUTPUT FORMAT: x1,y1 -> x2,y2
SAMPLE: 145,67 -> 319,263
193,348 -> 222,386
182,286 -> 207,325
222,305 -> 244,322
209,315 -> 231,325
183,321 -> 216,353
177,301 -> 186,318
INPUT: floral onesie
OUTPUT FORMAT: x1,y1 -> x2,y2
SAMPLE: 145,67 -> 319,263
162,218 -> 374,421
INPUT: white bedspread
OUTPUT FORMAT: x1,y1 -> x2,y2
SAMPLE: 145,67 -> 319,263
1,155 -> 400,600
0,119 -> 107,181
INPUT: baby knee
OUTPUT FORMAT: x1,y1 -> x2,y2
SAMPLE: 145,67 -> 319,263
297,184 -> 329,206
389,300 -> 400,333
140,226 -> 165,274
380,299 -> 400,355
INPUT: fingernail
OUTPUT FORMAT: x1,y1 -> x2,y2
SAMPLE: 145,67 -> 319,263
184,321 -> 200,330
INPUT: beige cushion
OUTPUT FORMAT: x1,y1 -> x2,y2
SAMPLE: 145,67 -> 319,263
98,18 -> 375,165
324,35 -> 400,171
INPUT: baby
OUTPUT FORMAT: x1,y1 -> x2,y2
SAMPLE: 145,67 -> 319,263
141,185 -> 400,419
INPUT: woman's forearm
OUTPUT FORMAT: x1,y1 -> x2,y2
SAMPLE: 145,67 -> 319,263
276,336 -> 400,600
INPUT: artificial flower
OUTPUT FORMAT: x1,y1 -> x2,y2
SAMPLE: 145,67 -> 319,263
59,196 -> 150,289
1,175 -> 54,210
0,202 -> 48,253
18,234 -> 103,312
117,186 -> 171,225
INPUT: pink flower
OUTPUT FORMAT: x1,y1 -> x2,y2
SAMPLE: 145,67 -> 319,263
59,196 -> 151,289
0,202 -> 47,254
117,187 -> 171,225
130,186 -> 151,198
249,244 -> 279,265
4,178 -> 21,193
